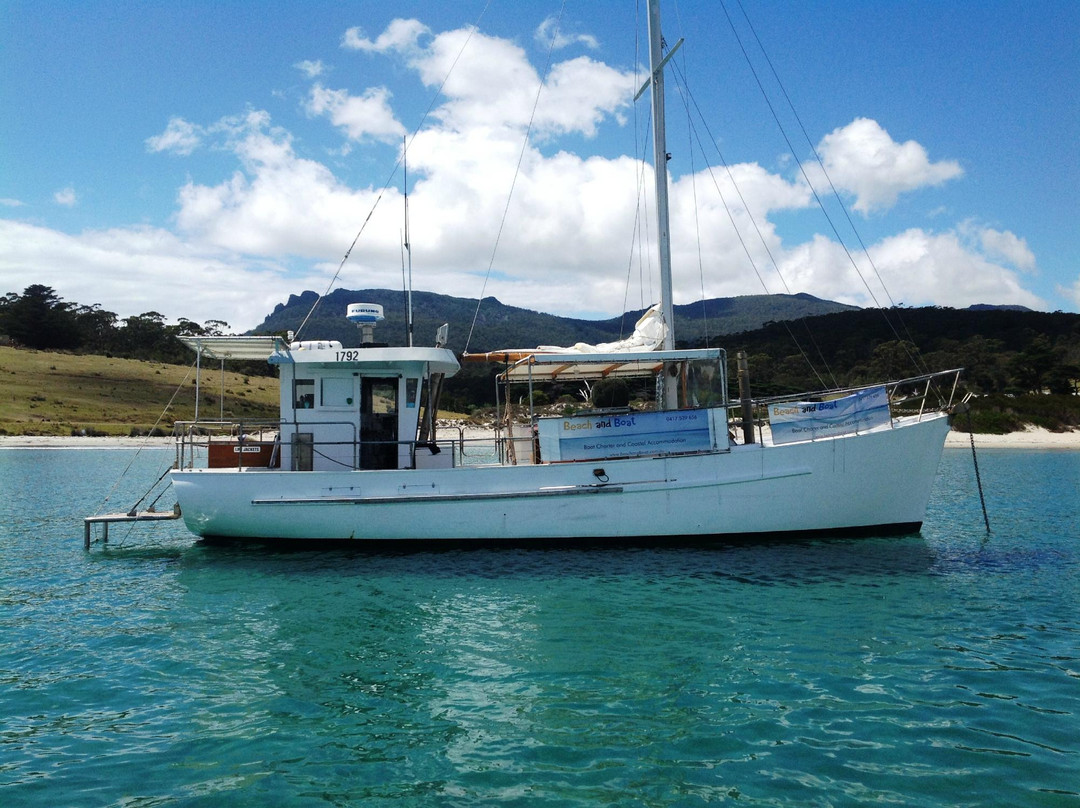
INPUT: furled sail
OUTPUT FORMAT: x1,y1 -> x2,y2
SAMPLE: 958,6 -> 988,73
464,304 -> 667,363
536,303 -> 666,354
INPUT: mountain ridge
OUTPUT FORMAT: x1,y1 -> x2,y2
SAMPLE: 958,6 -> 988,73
255,288 -> 858,351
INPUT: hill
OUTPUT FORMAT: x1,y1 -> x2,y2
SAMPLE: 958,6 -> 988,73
253,288 -> 855,351
0,346 -> 279,437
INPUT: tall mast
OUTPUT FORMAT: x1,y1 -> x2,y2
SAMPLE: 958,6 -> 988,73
403,136 -> 414,347
646,0 -> 679,407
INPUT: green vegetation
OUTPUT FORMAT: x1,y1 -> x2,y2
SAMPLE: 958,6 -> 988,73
0,284 -> 267,368
2,284 -> 1078,436
961,394 -> 1080,434
723,307 -> 1080,397
0,347 -> 279,436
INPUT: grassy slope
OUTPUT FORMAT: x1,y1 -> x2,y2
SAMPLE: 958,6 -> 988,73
2,346 -> 1073,437
0,347 -> 279,436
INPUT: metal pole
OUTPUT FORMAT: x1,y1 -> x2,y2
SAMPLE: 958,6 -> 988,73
194,345 -> 201,421
737,351 -> 755,444
647,0 -> 679,409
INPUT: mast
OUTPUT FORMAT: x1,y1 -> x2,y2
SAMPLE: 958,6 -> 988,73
403,136 -> 415,347
646,0 -> 679,407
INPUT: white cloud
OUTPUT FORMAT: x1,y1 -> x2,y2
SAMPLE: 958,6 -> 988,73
305,84 -> 405,143
5,18 -> 1048,334
294,59 -> 326,78
858,228 -> 1044,309
1061,277 -> 1080,311
1,198 -> 25,207
174,117 -> 388,261
0,219 -> 313,329
342,19 -> 430,54
535,16 -> 599,50
393,24 -> 637,138
54,188 -> 78,207
154,25 -> 1042,322
977,226 -> 1036,272
146,117 -> 203,155
811,118 -> 963,213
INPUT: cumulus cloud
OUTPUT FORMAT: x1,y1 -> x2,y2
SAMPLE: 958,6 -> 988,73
342,19 -> 430,53
173,112 -> 391,261
536,17 -> 599,50
146,117 -> 203,155
54,188 -> 78,207
294,59 -> 325,78
3,17 -> 1048,330
977,226 -> 1036,272
1,198 -> 25,207
811,118 -> 963,213
305,84 -> 405,142
766,227 -> 1045,311
864,228 -> 1044,308
0,219 -> 313,329
154,21 -> 1042,321
1061,277 -> 1080,311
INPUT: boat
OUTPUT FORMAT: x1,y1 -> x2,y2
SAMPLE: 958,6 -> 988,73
167,0 -> 962,545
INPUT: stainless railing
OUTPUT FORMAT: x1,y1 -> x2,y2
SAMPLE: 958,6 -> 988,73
172,420 -> 507,470
735,368 -> 964,445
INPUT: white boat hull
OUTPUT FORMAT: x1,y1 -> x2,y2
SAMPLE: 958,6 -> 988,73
170,414 -> 950,543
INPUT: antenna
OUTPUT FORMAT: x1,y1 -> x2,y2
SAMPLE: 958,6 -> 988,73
346,303 -> 385,344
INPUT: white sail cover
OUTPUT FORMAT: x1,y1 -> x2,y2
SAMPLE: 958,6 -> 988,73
535,303 -> 667,354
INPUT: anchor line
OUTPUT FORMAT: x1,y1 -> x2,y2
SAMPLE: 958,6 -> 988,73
965,409 -> 991,533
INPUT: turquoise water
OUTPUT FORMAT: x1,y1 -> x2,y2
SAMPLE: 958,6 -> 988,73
1,447 -> 1078,806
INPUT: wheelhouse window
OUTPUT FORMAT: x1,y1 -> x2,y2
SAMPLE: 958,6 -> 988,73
369,380 -> 397,414
294,379 -> 315,409
321,377 -> 353,408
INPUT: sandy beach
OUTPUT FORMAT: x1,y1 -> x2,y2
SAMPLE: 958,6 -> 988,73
942,426 -> 1080,450
2,426 -> 1077,450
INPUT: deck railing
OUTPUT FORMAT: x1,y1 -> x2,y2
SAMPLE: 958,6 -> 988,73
172,419 -> 507,471
737,368 -> 963,445
171,369 -> 963,468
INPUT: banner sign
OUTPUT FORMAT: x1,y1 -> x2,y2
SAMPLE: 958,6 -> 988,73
768,386 -> 890,445
538,408 -> 716,461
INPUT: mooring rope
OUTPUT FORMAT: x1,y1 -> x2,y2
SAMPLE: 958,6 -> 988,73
965,409 -> 991,533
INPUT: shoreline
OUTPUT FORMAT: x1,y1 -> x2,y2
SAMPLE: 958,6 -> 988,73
1,425 -> 1077,450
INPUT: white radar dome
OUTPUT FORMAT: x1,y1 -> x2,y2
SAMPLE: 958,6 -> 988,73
346,303 -> 385,325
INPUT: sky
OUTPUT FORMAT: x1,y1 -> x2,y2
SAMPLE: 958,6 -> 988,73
2,0 -> 1078,336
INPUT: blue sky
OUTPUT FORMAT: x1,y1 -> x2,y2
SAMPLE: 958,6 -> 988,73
2,0 -> 1077,332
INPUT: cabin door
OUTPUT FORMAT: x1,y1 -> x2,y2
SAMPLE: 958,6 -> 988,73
360,377 -> 399,470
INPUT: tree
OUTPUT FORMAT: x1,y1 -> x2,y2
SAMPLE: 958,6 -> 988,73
0,285 -> 81,349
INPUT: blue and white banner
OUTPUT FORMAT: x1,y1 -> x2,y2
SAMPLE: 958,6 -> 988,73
768,386 -> 891,445
538,408 -> 716,461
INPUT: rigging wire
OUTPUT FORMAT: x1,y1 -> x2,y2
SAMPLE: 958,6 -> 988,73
717,0 -> 927,376
619,0 -> 648,341
464,0 -> 568,353
672,68 -> 836,388
94,358 -> 197,517
295,0 -> 495,341
665,60 -> 833,389
732,0 -> 929,373
674,31 -> 713,348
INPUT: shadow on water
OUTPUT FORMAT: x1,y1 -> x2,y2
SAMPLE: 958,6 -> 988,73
174,530 -> 944,588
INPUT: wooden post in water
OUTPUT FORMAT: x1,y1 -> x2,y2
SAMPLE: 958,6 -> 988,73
737,351 -> 755,444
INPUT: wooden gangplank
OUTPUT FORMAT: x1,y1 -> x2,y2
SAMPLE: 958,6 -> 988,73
84,508 -> 181,549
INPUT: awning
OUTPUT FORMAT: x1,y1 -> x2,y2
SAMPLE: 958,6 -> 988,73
496,348 -> 725,383
178,335 -> 285,361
